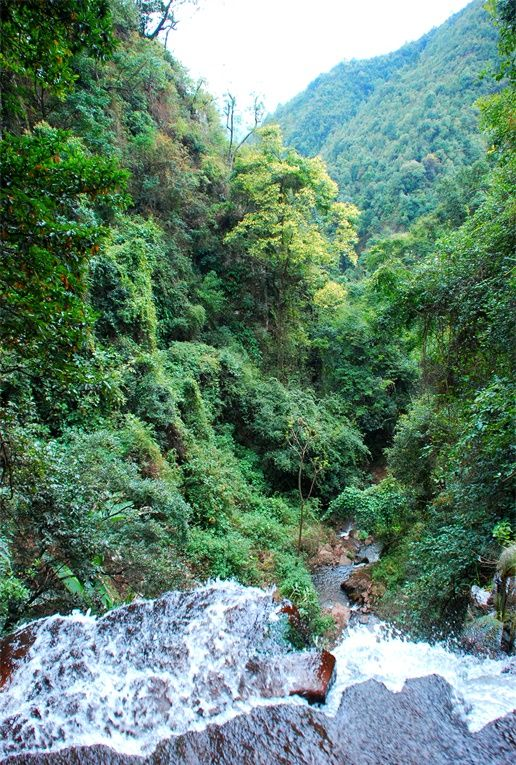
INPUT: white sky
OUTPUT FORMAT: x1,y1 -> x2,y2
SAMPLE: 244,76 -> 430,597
170,0 -> 472,116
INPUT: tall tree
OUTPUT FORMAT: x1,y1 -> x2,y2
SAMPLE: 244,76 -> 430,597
0,125 -> 128,379
135,0 -> 197,41
225,125 -> 358,371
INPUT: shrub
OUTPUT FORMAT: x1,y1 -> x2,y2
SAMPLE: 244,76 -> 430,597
328,478 -> 412,540
1,420 -> 191,629
275,552 -> 332,637
186,528 -> 259,583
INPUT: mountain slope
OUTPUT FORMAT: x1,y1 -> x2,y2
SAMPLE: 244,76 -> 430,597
272,0 -> 500,241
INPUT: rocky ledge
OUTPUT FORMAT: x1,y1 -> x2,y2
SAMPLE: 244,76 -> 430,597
3,675 -> 515,765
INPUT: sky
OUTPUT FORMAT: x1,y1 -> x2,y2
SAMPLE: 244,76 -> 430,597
170,0 -> 473,116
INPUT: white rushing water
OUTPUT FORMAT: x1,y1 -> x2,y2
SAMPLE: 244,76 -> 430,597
0,582 -> 515,757
326,623 -> 516,732
0,582 -> 308,757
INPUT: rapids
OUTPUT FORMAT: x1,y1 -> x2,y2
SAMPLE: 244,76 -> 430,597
325,623 -> 516,732
0,581 -> 515,760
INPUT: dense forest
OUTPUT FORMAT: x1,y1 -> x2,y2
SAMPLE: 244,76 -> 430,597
0,0 -> 514,650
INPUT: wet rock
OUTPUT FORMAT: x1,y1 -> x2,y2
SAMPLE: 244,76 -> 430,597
335,532 -> 360,556
2,584 -> 339,759
1,587 -> 340,760
243,650 -> 336,704
325,603 -> 350,634
0,626 -> 36,690
355,541 -> 383,565
279,601 -> 301,625
289,650 -> 336,705
2,747 -> 131,764
340,537 -> 359,553
6,676 -> 515,765
461,614 -> 504,657
501,658 -> 516,675
333,675 -> 516,765
153,704 -> 342,765
340,566 -> 386,611
470,585 -> 492,612
341,566 -> 373,605
474,712 -> 516,764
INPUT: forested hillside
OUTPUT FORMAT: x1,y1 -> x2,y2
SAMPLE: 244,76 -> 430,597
273,0 -> 500,242
0,0 -> 375,637
0,0 -> 514,650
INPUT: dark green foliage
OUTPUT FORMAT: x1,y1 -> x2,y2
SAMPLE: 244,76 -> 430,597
489,0 -> 516,81
365,1 -> 516,629
312,285 -> 417,452
386,397 -> 450,502
186,528 -> 259,582
0,0 -> 115,126
0,124 -> 127,378
275,552 -> 333,636
328,479 -> 412,541
412,173 -> 515,387
90,216 -> 160,347
134,0 -> 182,39
219,367 -> 368,500
0,417 -> 190,629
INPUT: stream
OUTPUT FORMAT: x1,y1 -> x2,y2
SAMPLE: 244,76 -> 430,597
0,580 -> 515,763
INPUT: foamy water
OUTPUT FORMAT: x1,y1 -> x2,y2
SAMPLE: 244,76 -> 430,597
0,583 -> 514,757
0,582 -> 308,757
327,623 -> 516,732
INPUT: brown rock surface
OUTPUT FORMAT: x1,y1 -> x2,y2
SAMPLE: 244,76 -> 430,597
327,603 -> 351,633
243,649 -> 337,705
0,626 -> 36,689
316,546 -> 335,566
289,650 -> 336,705
323,603 -> 351,645
310,537 -> 358,568
341,566 -> 373,604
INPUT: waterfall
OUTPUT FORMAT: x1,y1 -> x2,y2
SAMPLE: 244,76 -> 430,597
1,582 -> 515,758
325,623 -> 515,732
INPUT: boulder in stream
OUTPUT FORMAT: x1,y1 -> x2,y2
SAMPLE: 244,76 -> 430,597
324,603 -> 351,634
470,584 -> 493,612
340,565 -> 377,608
289,649 -> 336,704
354,540 -> 383,565
461,614 -> 504,657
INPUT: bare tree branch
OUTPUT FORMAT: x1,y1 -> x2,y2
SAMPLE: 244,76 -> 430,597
225,93 -> 264,169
